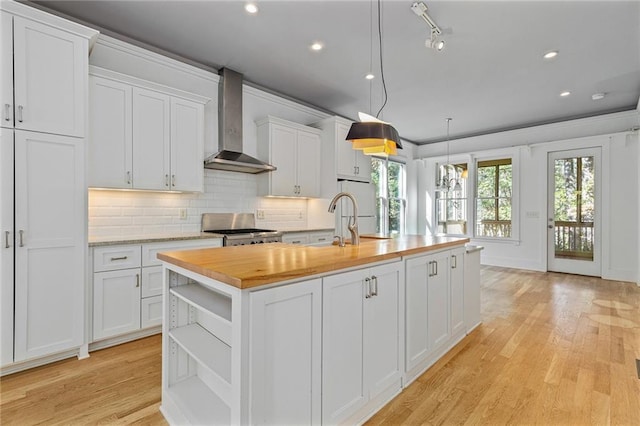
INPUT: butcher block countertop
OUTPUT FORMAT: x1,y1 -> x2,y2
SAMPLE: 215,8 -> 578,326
158,235 -> 469,289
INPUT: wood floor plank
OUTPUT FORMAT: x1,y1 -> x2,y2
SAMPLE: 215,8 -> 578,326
1,266 -> 639,425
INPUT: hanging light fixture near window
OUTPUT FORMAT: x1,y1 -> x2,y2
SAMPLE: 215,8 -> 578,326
438,118 -> 464,192
346,0 -> 403,157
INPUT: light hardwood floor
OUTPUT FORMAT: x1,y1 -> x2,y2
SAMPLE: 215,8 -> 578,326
1,266 -> 639,425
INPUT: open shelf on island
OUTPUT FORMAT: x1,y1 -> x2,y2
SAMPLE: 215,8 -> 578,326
170,284 -> 232,344
167,376 -> 230,425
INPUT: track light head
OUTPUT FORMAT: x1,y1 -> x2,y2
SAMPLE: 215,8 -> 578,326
426,30 -> 445,51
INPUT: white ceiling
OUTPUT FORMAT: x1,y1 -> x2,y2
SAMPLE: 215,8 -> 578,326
31,0 -> 640,144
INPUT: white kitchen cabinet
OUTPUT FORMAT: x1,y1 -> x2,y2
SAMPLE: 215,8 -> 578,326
91,239 -> 221,342
450,247 -> 466,338
13,130 -> 85,362
249,279 -> 322,425
257,116 -> 321,198
93,268 -> 141,340
1,11 -> 92,137
311,116 -> 371,197
0,128 -> 13,367
88,76 -> 133,188
464,246 -> 483,333
281,232 -> 310,245
89,67 -> 206,191
322,261 -> 403,425
1,12 -> 13,129
405,246 -> 470,384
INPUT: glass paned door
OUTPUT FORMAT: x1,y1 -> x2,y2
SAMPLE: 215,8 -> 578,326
547,148 -> 601,276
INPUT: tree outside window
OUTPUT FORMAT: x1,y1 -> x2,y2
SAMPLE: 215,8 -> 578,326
372,158 -> 406,235
475,158 -> 512,238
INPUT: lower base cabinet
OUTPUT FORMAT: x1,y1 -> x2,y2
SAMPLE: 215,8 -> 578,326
322,261 -> 404,424
249,279 -> 322,425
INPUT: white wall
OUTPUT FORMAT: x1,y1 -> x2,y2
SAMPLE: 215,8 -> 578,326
415,112 -> 639,283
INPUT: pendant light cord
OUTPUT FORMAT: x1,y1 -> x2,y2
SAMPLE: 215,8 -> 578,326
375,0 -> 388,119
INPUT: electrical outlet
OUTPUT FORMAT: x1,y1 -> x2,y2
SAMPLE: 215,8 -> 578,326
179,208 -> 187,220
256,209 -> 265,219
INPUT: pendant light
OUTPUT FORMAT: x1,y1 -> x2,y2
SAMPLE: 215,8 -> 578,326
438,118 -> 462,192
346,0 -> 402,157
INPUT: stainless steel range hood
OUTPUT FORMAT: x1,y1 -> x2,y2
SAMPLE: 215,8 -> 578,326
204,68 -> 276,174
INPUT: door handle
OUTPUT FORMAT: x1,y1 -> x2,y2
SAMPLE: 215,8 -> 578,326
451,254 -> 457,269
17,105 -> 23,122
171,174 -> 175,187
364,277 -> 372,299
135,273 -> 140,288
126,171 -> 131,185
4,104 -> 10,122
4,231 -> 9,248
371,275 -> 378,297
18,230 -> 24,247
110,256 -> 128,261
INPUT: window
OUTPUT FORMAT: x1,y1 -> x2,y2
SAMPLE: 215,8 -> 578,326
372,158 -> 406,235
475,158 -> 512,238
435,163 -> 468,235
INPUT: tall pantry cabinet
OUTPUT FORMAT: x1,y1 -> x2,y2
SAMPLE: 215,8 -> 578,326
0,1 -> 98,369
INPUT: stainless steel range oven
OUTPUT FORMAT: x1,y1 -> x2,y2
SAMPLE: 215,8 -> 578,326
201,213 -> 282,246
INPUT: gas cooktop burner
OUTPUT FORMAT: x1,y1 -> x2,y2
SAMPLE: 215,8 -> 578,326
201,213 -> 282,246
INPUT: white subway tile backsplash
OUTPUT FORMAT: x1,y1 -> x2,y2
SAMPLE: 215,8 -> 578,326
88,169 -> 317,239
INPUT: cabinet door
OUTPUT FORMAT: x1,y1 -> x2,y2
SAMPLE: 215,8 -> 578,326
250,279 -> 322,425
365,262 -> 403,400
269,123 -> 297,196
405,255 -> 429,372
335,121 -> 357,178
132,87 -> 170,190
354,151 -> 372,182
89,76 -> 133,188
1,12 -> 13,129
93,269 -> 141,340
0,129 -> 13,366
464,249 -> 482,333
14,131 -> 85,361
296,130 -> 320,197
142,265 -> 163,298
170,97 -> 203,192
141,295 -> 162,328
427,251 -> 450,351
322,269 -> 367,424
13,16 -> 86,137
450,247 -> 465,337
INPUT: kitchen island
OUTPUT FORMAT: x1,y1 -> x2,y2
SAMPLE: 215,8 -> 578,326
158,235 -> 474,425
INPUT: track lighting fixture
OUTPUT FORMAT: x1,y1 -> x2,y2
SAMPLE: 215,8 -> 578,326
411,1 -> 446,51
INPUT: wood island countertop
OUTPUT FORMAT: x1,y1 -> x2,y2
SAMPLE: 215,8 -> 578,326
157,235 -> 469,289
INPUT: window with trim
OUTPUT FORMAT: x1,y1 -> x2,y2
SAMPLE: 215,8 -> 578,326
475,158 -> 512,238
372,158 -> 406,235
435,163 -> 468,235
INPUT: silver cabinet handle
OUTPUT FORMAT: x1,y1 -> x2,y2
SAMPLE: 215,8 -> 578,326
356,166 -> 360,175
428,261 -> 434,277
110,256 -> 128,261
4,104 -> 10,121
171,174 -> 175,187
371,275 -> 378,296
364,277 -> 372,299
435,260 -> 438,276
126,171 -> 131,185
17,105 -> 23,122
135,273 -> 140,288
18,230 -> 24,247
4,231 -> 9,248
165,174 -> 169,187
354,166 -> 357,174
451,254 -> 457,269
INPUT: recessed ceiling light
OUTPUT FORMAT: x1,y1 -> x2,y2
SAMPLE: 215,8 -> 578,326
365,73 -> 375,80
310,42 -> 324,51
543,50 -> 559,59
560,91 -> 571,97
591,92 -> 606,101
244,3 -> 258,14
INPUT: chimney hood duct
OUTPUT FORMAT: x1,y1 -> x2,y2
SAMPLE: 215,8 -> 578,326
204,68 -> 276,174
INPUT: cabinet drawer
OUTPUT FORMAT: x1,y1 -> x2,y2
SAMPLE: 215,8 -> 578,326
93,245 -> 141,272
282,233 -> 309,245
142,265 -> 163,298
142,239 -> 222,267
141,295 -> 163,328
309,232 -> 333,244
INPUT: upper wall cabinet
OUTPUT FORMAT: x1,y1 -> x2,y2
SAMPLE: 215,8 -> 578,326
89,67 -> 208,192
311,117 -> 371,197
256,116 -> 322,198
1,6 -> 97,137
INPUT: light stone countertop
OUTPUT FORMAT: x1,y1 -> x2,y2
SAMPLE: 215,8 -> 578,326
88,233 -> 222,247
